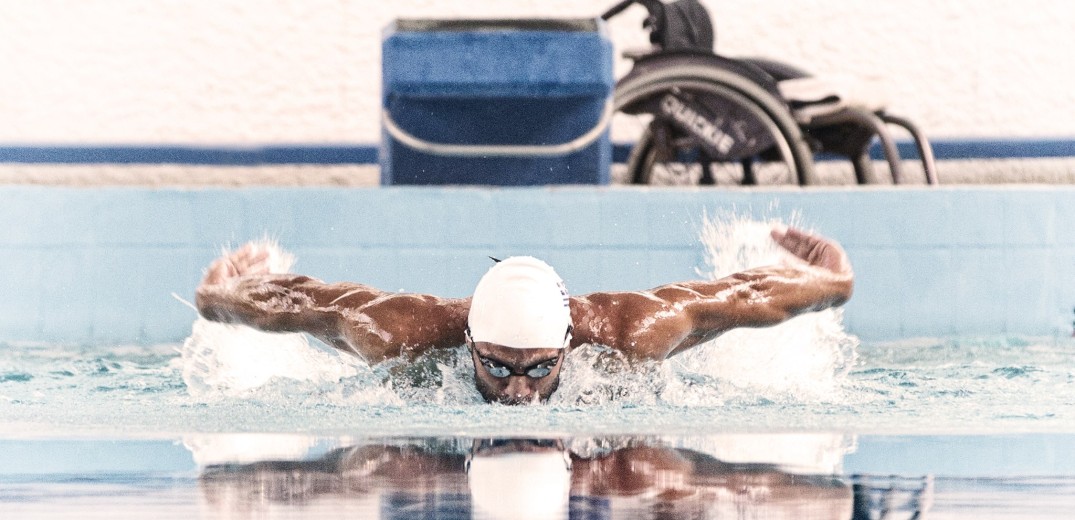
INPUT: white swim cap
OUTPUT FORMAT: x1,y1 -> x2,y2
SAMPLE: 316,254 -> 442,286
468,256 -> 572,350
468,449 -> 572,520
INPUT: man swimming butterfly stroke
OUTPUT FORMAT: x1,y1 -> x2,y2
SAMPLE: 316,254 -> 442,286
195,226 -> 853,405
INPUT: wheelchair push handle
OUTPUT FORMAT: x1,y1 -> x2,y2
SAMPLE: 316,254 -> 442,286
602,0 -> 714,54
601,0 -> 637,20
601,0 -> 665,29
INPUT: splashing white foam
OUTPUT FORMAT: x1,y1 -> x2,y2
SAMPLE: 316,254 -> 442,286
666,214 -> 858,401
179,318 -> 386,401
178,315 -> 478,405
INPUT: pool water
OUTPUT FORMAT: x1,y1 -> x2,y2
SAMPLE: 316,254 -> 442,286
2,321 -> 1073,519
1,334 -> 1073,437
2,433 -> 1074,519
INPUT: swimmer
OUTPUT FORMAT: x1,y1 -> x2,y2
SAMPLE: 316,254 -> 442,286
195,226 -> 852,405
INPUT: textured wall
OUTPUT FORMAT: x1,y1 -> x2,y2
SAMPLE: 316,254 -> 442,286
1,186 -> 1071,345
2,0 -> 1074,144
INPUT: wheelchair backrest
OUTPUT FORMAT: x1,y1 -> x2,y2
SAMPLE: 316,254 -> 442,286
657,0 -> 714,52
602,0 -> 714,53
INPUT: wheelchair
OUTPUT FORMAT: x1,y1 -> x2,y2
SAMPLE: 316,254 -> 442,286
603,0 -> 938,186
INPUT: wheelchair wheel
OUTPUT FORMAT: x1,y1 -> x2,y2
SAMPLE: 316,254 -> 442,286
613,65 -> 818,186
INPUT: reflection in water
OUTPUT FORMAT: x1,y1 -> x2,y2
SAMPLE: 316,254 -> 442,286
195,436 -> 929,519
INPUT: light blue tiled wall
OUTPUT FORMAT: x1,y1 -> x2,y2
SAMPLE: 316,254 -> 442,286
1,186 -> 1072,345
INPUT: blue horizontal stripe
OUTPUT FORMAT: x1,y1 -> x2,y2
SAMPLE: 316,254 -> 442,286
0,144 -> 378,165
1,139 -> 1074,165
901,139 -> 1075,160
613,139 -> 1075,164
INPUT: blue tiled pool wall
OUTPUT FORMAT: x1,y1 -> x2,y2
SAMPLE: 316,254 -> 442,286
1,186 -> 1072,344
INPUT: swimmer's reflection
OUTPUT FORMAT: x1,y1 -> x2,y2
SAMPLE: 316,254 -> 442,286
197,436 -> 865,519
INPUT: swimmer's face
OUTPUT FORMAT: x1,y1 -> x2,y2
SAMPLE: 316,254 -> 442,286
469,341 -> 565,405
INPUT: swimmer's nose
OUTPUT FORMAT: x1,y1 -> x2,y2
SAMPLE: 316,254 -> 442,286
502,376 -> 534,404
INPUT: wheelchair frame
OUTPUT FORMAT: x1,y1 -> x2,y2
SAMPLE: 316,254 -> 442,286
604,0 -> 938,186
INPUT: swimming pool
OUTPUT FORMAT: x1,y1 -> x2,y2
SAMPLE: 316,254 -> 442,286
4,320 -> 1073,436
2,185 -> 1074,518
3,333 -> 1074,518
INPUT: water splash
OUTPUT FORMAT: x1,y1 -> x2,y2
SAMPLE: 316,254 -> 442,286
180,238 -> 402,405
553,215 -> 859,406
178,215 -> 857,407
178,318 -> 398,405
669,214 -> 859,400
550,344 -> 668,407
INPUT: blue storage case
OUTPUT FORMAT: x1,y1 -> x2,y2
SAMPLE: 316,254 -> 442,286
381,19 -> 615,185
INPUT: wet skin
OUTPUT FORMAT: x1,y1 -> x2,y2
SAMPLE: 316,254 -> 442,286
195,227 -> 854,405
469,341 -> 564,404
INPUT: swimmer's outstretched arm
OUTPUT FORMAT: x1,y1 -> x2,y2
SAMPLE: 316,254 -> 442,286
570,227 -> 853,360
195,242 -> 470,363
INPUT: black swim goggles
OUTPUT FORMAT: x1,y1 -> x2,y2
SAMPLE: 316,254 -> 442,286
476,351 -> 563,379
465,328 -> 567,379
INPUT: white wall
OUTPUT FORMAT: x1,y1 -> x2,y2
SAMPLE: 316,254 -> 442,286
2,0 -> 1074,144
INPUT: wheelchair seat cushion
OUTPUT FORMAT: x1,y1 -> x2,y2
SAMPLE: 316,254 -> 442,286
778,76 -> 889,123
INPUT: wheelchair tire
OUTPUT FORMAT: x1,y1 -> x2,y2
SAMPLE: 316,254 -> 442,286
614,65 -> 818,186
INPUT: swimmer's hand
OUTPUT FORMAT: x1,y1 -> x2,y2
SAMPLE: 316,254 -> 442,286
201,240 -> 295,287
771,226 -> 852,276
